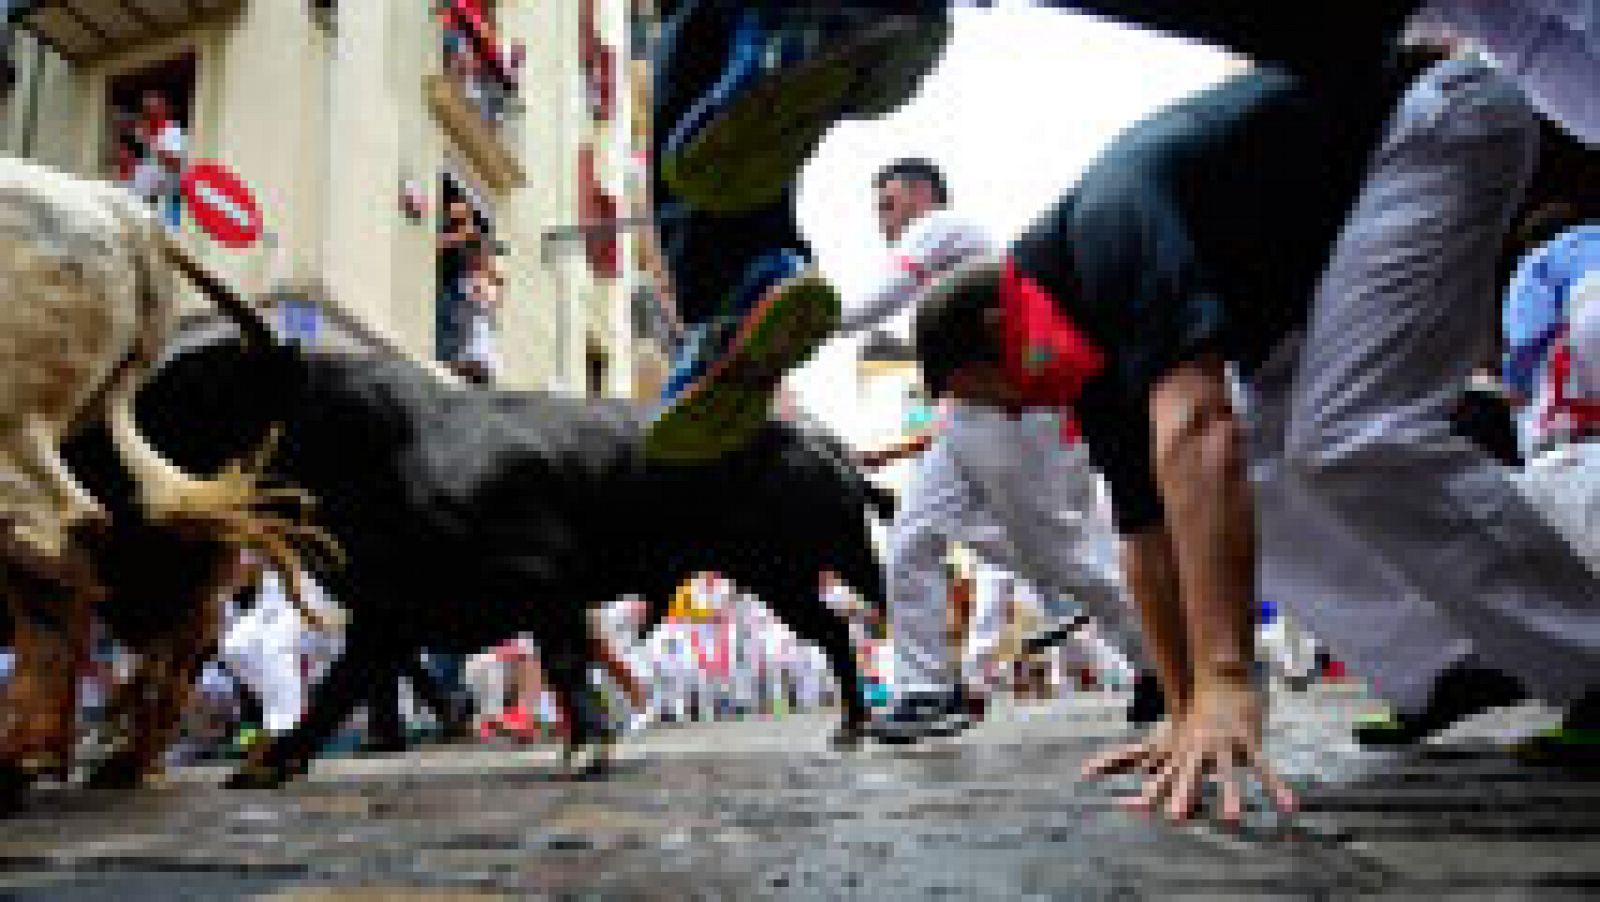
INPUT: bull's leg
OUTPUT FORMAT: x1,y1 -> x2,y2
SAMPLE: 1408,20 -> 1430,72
541,639 -> 613,778
363,669 -> 409,755
228,634 -> 393,789
88,601 -> 219,789
0,560 -> 93,785
0,420 -> 106,560
757,577 -> 870,750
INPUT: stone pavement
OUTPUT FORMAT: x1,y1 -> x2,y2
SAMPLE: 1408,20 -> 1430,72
1,687 -> 1596,899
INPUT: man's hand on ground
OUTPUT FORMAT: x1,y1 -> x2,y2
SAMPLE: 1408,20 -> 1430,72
1082,682 -> 1296,826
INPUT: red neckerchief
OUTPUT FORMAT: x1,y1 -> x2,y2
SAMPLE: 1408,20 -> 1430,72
998,257 -> 1107,409
1544,330 -> 1600,438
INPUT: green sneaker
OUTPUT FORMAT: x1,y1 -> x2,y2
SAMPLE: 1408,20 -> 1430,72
662,16 -> 938,214
646,272 -> 839,463
1514,727 -> 1600,767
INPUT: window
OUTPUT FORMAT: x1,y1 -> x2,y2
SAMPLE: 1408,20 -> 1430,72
438,174 -> 502,385
105,54 -> 197,230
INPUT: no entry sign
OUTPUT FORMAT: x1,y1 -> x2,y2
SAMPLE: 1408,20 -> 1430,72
180,161 -> 263,248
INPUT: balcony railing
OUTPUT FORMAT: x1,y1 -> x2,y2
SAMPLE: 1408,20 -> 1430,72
11,0 -> 243,63
437,0 -> 519,132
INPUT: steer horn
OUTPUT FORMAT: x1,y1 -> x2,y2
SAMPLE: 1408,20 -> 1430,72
155,229 -> 277,348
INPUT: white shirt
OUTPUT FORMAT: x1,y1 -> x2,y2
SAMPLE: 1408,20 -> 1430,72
130,122 -> 186,201
1419,0 -> 1600,144
838,209 -> 996,343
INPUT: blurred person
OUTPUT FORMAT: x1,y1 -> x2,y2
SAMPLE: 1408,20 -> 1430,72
128,91 -> 186,228
1256,601 -> 1320,692
913,48 -> 1600,822
437,199 -> 481,365
1503,219 -> 1600,456
217,556 -> 341,742
457,248 -> 504,385
829,159 -> 1148,745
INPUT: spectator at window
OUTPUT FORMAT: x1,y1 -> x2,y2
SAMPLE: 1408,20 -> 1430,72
128,91 -> 186,229
437,198 -> 481,365
458,247 -> 504,385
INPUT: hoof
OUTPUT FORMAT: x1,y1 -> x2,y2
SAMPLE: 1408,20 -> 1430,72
561,737 -> 615,779
0,764 -> 33,815
829,722 -> 868,752
84,753 -> 148,791
225,749 -> 303,790
225,763 -> 289,790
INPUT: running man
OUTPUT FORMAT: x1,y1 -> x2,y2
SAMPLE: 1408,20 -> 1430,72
646,1 -> 1597,464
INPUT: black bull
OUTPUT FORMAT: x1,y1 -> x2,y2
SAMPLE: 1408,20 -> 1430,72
64,338 -> 892,786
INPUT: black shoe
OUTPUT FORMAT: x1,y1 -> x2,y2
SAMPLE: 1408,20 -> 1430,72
1515,689 -> 1600,767
867,688 -> 976,746
1354,664 -> 1526,747
1127,671 -> 1167,728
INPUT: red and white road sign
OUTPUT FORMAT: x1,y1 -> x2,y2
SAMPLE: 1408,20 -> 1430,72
180,161 -> 263,248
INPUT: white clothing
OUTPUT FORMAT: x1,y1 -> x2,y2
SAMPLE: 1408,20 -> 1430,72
1419,0 -> 1600,144
963,561 -> 1015,690
1012,581 -> 1137,690
462,312 -> 499,375
1251,58 -> 1600,715
838,209 -> 997,343
1513,275 -> 1600,571
219,569 -> 342,735
464,651 -> 507,725
1257,615 -> 1321,687
130,123 -> 186,201
887,405 -> 1144,696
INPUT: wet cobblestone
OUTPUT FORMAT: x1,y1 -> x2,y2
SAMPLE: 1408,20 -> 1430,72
1,687 -> 1594,899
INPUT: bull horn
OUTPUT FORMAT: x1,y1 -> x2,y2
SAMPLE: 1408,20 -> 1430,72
154,229 -> 277,347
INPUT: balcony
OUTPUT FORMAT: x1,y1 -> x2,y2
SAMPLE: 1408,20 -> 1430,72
11,0 -> 243,63
430,0 -> 524,193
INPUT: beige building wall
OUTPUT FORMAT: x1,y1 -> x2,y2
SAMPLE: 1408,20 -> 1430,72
2,0 -> 646,396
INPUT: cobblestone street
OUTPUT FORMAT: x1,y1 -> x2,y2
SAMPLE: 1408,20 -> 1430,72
1,687 -> 1595,899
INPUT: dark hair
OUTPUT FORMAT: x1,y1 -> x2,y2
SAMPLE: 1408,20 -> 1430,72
1514,202 -> 1583,256
875,157 -> 949,206
913,256 -> 1004,396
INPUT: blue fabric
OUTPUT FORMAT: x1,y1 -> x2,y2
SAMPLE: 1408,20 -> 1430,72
1503,225 -> 1600,397
659,321 -> 724,402
436,282 -> 468,362
724,248 -> 807,319
656,248 -> 808,405
663,8 -> 772,159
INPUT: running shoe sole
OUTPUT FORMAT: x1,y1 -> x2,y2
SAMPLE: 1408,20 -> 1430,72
869,709 -> 976,746
661,19 -> 923,214
646,273 -> 839,463
1514,727 -> 1600,767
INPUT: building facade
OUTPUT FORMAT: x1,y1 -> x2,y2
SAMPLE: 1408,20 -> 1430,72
0,0 -> 669,396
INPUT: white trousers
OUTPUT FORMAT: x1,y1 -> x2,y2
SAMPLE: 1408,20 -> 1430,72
962,561 -> 1015,690
1249,58 -> 1600,714
219,621 -> 304,736
886,406 -> 1144,697
1257,615 -> 1321,686
463,652 -> 507,724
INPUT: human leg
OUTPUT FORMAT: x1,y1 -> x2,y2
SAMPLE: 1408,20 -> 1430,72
1285,58 -> 1600,708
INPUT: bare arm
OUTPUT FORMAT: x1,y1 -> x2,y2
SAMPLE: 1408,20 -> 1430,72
857,431 -> 934,469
